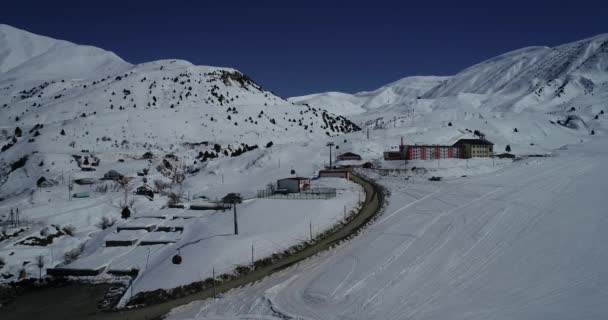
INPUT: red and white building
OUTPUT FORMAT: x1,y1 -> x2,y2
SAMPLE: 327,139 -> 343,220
384,137 -> 494,161
405,145 -> 462,160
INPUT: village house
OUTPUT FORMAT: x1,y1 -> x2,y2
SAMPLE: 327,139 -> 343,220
453,139 -> 494,158
384,137 -> 494,160
277,177 -> 311,193
318,169 -> 351,179
336,152 -> 362,161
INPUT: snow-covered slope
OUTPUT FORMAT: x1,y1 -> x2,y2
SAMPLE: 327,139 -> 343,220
168,137 -> 608,320
290,76 -> 448,115
289,34 -> 608,159
425,34 -> 608,100
0,27 -> 359,198
0,24 -> 131,82
0,25 -> 361,292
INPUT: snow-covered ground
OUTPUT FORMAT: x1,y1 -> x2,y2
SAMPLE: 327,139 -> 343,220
167,137 -> 608,320
1,24 -> 608,317
0,175 -> 362,297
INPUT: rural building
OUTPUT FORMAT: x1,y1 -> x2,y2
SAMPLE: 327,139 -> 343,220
337,152 -> 362,161
453,139 -> 494,158
277,177 -> 311,193
103,170 -> 123,180
383,151 -> 404,160
384,137 -> 494,160
318,169 -> 351,179
405,145 -> 462,160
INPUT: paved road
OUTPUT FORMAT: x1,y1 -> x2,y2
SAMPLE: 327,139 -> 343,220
1,173 -> 384,320
167,140 -> 608,320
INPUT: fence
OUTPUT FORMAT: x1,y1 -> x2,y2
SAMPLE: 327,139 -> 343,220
0,219 -> 33,228
256,188 -> 337,200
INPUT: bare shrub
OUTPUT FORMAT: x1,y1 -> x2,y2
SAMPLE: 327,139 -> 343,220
153,179 -> 171,194
115,176 -> 133,208
95,183 -> 109,193
167,192 -> 181,206
62,225 -> 76,236
63,243 -> 85,264
96,216 -> 116,230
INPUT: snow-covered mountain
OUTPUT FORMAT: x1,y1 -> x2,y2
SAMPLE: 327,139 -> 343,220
0,24 -> 131,82
289,76 -> 448,115
289,33 -> 608,158
293,33 -> 608,116
0,25 -> 359,197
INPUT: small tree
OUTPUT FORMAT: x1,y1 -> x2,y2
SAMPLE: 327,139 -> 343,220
591,130 -> 595,135
14,127 -> 22,137
169,162 -> 186,188
505,145 -> 512,152
36,255 -> 45,281
266,182 -> 276,193
513,128 -> 518,133
222,193 -> 243,235
121,207 -> 131,219
115,176 -> 133,209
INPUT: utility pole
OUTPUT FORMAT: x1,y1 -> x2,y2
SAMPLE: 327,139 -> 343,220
367,127 -> 369,140
326,142 -> 335,169
145,247 -> 151,269
233,203 -> 238,235
309,220 -> 313,241
251,243 -> 254,268
212,267 -> 216,299
68,175 -> 73,201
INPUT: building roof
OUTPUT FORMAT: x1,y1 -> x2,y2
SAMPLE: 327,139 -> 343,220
452,139 -> 494,146
319,169 -> 350,173
279,177 -> 310,181
338,152 -> 361,157
408,145 -> 458,148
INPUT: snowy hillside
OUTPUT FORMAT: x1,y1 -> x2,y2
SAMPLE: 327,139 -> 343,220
0,25 -> 361,296
290,34 -> 608,157
0,24 -> 131,82
0,27 -> 360,198
425,33 -> 608,103
289,76 -> 448,115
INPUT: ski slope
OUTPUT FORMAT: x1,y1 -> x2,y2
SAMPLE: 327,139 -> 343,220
168,138 -> 608,320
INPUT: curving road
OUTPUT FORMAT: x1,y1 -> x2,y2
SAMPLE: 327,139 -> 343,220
1,173 -> 384,320
167,139 -> 608,320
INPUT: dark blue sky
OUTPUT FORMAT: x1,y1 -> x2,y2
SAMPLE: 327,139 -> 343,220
2,0 -> 607,97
